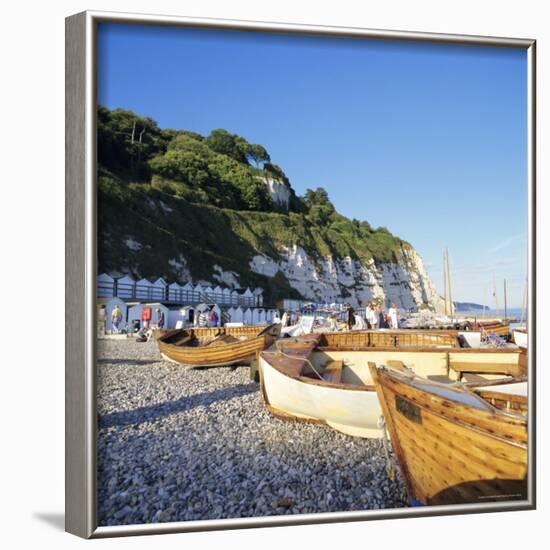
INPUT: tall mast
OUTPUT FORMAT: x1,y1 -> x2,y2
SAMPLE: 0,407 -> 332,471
443,249 -> 448,316
446,247 -> 454,318
493,273 -> 499,317
503,279 -> 508,320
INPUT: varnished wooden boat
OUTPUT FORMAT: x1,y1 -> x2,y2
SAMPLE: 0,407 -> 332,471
258,332 -> 527,439
369,363 -> 528,505
157,324 -> 280,367
470,320 -> 511,339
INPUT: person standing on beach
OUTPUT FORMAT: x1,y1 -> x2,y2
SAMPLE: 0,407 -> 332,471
345,303 -> 355,331
377,304 -> 389,328
111,304 -> 122,333
156,308 -> 165,329
281,311 -> 289,327
365,303 -> 376,329
388,303 -> 399,329
209,308 -> 219,327
198,308 -> 209,328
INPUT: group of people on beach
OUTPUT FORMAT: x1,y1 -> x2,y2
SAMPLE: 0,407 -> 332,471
194,307 -> 219,328
110,304 -> 165,334
110,300 -> 399,336
346,302 -> 399,331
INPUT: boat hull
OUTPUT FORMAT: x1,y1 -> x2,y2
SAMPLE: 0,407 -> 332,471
157,325 -> 279,367
370,365 -> 528,505
513,329 -> 528,349
259,355 -> 383,438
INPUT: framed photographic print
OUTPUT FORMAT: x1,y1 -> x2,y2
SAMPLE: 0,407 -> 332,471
66,10 -> 536,539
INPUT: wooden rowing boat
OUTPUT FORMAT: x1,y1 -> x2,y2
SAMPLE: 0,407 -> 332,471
157,324 -> 281,367
258,332 -> 527,439
369,363 -> 528,505
470,320 -> 511,339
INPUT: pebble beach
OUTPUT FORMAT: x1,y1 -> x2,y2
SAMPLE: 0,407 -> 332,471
97,339 -> 406,526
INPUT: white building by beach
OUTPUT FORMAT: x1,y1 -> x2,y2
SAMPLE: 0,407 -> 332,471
243,308 -> 253,325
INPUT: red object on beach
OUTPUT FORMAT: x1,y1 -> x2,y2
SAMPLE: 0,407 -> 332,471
141,307 -> 152,322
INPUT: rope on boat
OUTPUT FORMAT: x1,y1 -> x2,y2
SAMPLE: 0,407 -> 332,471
274,340 -> 325,380
378,415 -> 395,481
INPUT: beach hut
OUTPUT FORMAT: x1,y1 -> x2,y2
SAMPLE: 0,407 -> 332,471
115,275 -> 135,299
270,309 -> 280,324
232,306 -> 244,323
194,284 -> 204,301
203,286 -> 214,301
135,278 -> 154,300
226,307 -> 236,322
213,286 -> 223,302
242,288 -> 254,307
222,288 -> 232,305
231,290 -> 240,306
152,278 -> 168,302
168,282 -> 182,302
97,297 -> 128,333
252,308 -> 266,325
127,302 -> 170,330
243,308 -> 253,325
253,288 -> 264,307
181,282 -> 194,302
167,305 -> 188,329
97,273 -> 115,298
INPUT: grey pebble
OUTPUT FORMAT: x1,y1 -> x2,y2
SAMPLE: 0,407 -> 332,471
97,339 -> 406,526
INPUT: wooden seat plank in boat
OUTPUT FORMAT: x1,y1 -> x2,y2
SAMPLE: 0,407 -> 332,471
452,361 -> 524,378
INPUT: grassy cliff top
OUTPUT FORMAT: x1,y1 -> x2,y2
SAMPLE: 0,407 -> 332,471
98,106 -> 407,301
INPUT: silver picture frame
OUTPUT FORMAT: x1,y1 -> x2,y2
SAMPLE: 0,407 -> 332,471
65,10 -> 537,539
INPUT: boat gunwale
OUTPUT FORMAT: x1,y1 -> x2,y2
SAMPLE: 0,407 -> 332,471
370,365 -> 528,440
259,335 -> 525,394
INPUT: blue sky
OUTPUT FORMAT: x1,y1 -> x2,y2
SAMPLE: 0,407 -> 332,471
98,24 -> 528,307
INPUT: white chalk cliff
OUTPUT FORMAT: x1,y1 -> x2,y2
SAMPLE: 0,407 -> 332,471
249,244 -> 445,312
263,176 -> 291,208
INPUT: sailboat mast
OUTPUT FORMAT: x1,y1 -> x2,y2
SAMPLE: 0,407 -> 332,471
446,248 -> 454,318
504,279 -> 508,320
443,249 -> 448,316
493,274 -> 499,317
